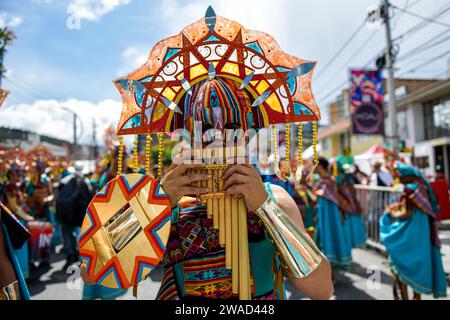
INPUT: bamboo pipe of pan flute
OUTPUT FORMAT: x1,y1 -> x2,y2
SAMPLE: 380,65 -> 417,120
225,195 -> 232,269
238,197 -> 251,300
218,167 -> 225,247
207,166 -> 213,219
212,152 -> 219,229
231,196 -> 239,294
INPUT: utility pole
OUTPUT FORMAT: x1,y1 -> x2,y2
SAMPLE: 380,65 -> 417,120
382,0 -> 398,153
73,112 -> 78,160
92,119 -> 98,159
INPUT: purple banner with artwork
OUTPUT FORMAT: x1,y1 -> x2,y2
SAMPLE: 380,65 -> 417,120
350,69 -> 384,135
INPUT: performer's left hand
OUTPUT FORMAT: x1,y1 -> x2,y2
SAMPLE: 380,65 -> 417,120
222,164 -> 268,212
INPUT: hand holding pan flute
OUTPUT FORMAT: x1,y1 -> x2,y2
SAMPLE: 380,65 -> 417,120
222,164 -> 269,212
160,163 -> 210,208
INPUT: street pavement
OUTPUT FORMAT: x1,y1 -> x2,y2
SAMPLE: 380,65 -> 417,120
28,229 -> 450,300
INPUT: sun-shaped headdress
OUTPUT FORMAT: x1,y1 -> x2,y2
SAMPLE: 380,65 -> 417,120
115,7 -> 319,136
114,6 -> 321,182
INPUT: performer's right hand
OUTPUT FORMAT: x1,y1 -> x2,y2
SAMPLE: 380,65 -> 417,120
160,163 -> 210,207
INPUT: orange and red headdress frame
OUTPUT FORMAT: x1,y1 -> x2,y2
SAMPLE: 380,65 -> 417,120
113,7 -> 321,181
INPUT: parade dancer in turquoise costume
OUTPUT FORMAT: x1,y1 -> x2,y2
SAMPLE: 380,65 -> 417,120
380,162 -> 447,299
334,147 -> 367,249
0,202 -> 31,300
312,157 -> 353,271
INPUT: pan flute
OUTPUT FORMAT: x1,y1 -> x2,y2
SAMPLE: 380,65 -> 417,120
187,162 -> 251,300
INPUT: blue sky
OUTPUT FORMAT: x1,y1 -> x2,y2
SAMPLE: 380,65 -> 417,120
1,0 -> 449,145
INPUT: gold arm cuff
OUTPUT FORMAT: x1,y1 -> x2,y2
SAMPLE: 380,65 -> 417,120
0,280 -> 21,300
254,196 -> 323,278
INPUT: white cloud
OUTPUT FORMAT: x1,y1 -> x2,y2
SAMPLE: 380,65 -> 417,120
68,0 -> 132,22
116,45 -> 149,76
0,12 -> 23,28
0,99 -> 122,147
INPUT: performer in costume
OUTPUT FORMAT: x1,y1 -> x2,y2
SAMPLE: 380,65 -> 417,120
0,202 -> 31,300
334,147 -> 367,249
1,162 -> 33,278
80,7 -> 333,300
155,78 -> 332,300
312,157 -> 353,271
380,162 -> 447,299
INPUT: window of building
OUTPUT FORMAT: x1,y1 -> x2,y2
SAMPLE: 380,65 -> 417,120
424,98 -> 450,140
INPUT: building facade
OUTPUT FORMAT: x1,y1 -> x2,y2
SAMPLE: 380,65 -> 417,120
318,78 -> 450,182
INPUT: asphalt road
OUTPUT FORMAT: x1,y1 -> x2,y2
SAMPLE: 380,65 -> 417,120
28,230 -> 450,300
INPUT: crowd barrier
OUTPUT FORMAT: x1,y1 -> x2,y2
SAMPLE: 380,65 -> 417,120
354,185 -> 403,253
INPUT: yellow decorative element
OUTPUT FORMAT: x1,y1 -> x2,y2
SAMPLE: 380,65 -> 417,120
256,80 -> 269,94
162,87 -> 176,101
265,92 -> 282,113
190,64 -> 208,79
298,123 -> 303,166
222,62 -> 239,76
79,174 -> 171,289
157,133 -> 164,179
153,102 -> 167,122
117,136 -> 124,177
145,134 -> 152,176
284,123 -> 291,180
312,121 -> 318,165
272,125 -> 279,173
133,135 -> 139,173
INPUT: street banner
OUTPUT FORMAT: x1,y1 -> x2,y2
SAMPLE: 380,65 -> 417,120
350,69 -> 384,135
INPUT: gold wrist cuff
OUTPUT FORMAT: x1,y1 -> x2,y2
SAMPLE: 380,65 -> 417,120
254,196 -> 323,278
0,280 -> 21,300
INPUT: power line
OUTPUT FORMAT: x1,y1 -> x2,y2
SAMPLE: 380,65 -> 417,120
397,30 -> 450,61
391,3 -> 450,28
398,49 -> 450,76
316,79 -> 348,103
316,29 -> 379,94
4,75 -> 87,142
314,17 -> 368,79
393,2 -> 450,42
317,46 -> 385,104
4,76 -> 49,101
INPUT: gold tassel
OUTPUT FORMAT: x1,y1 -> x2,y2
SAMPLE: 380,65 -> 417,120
312,121 -> 318,166
272,124 -> 284,180
284,123 -> 291,180
133,135 -> 139,173
294,123 -> 303,186
116,136 -> 124,177
157,132 -> 164,179
298,123 -> 303,167
145,134 -> 152,176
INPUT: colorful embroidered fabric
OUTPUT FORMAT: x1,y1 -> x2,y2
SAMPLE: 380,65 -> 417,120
158,199 -> 275,300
